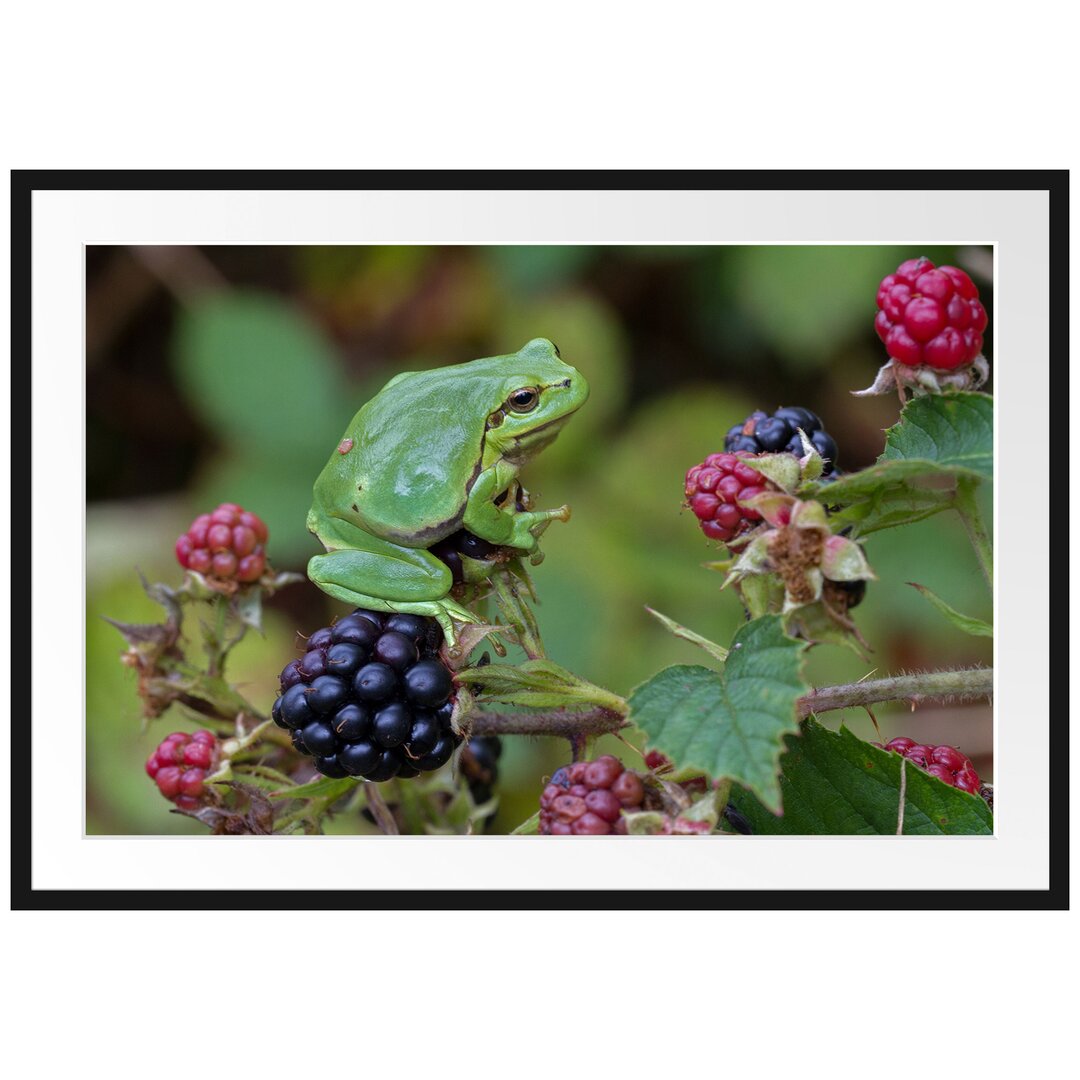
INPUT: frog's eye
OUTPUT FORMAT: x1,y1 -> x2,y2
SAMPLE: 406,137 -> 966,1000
507,387 -> 540,413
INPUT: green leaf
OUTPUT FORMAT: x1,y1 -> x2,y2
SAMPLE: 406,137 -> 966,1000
734,572 -> 785,619
511,811 -> 540,835
740,451 -> 801,492
815,472 -> 957,536
908,583 -> 993,637
783,601 -> 870,659
729,719 -> 993,835
270,775 -> 358,801
627,615 -> 807,811
808,461 -> 955,504
644,607 -> 728,662
880,391 -> 993,479
455,659 -> 627,713
804,392 -> 992,537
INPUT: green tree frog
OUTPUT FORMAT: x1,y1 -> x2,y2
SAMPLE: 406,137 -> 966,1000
306,338 -> 589,644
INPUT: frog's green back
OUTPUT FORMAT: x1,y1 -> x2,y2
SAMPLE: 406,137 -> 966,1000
313,350 -> 560,545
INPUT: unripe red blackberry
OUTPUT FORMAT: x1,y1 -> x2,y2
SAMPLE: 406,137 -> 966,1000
146,730 -> 219,810
684,451 -> 774,545
539,755 -> 646,835
176,502 -> 269,583
874,257 -> 988,370
879,737 -> 982,794
275,608 -> 461,781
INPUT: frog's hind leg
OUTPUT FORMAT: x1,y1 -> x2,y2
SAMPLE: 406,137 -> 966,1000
307,543 -> 479,647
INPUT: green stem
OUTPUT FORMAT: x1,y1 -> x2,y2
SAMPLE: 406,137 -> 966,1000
273,790 -> 340,834
205,594 -> 229,677
232,763 -> 296,787
954,477 -> 993,588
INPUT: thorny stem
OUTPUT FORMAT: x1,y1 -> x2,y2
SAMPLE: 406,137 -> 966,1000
797,668 -> 993,716
954,477 -> 993,588
466,668 -> 992,741
469,707 -> 627,740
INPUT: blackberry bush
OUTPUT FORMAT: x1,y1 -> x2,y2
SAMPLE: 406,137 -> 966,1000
273,608 -> 461,781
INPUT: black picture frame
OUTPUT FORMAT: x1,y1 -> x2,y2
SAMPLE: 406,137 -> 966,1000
9,169 -> 1069,911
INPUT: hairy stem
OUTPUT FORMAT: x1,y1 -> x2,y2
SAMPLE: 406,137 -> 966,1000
797,668 -> 993,716
469,706 -> 627,740
206,594 -> 229,677
467,668 -> 992,740
954,477 -> 993,588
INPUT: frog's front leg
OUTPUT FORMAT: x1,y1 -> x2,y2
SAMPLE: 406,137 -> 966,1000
463,461 -> 571,552
307,526 -> 480,647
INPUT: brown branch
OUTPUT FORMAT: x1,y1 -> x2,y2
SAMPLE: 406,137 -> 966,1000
797,668 -> 992,718
364,784 -> 400,835
465,668 -> 992,741
468,707 -> 626,740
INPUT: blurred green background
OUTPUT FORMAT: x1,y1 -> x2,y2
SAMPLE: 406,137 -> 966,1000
86,244 -> 994,834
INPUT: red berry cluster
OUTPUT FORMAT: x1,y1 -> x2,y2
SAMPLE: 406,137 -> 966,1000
540,755 -> 646,835
175,503 -> 268,583
881,737 -> 981,794
146,730 -> 219,810
874,257 -> 987,370
685,452 -> 772,544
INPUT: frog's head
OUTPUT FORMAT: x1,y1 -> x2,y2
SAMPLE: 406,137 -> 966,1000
484,338 -> 589,463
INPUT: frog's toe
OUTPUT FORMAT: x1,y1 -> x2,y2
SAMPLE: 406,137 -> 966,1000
435,599 -> 483,651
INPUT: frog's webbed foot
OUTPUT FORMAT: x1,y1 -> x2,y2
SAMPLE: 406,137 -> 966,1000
501,503 -> 572,553
307,547 -> 480,650
428,597 -> 484,653
529,503 -> 571,533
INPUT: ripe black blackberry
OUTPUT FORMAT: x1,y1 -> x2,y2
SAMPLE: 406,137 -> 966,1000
273,609 -> 460,781
725,406 -> 840,476
460,735 -> 502,805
